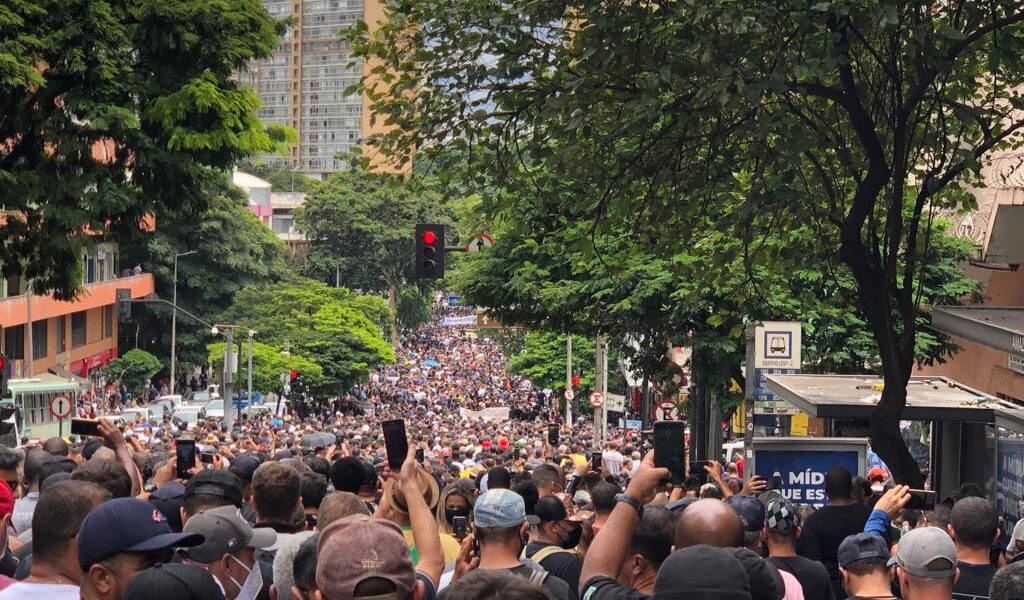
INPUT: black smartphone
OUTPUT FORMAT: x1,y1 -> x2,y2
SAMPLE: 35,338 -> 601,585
548,423 -> 559,446
452,515 -> 468,539
71,418 -> 102,437
905,489 -> 937,511
176,439 -> 197,479
200,452 -> 215,465
653,421 -> 685,486
415,447 -> 425,462
565,473 -> 582,497
591,451 -> 603,472
513,448 -> 521,461
382,419 -> 408,471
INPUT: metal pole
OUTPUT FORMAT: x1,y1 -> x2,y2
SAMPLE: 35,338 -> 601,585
743,324 -> 757,465
224,327 -> 234,431
565,335 -> 572,424
595,336 -> 608,445
171,254 -> 178,394
247,332 -> 254,408
25,284 -> 33,377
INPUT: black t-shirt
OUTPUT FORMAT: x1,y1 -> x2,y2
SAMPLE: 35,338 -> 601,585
525,541 -> 583,593
579,575 -> 650,600
768,555 -> 836,600
952,561 -> 998,600
438,565 -> 576,600
798,502 -> 872,598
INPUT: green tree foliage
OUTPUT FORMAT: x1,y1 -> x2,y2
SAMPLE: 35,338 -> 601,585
295,170 -> 454,340
350,0 -> 1018,485
506,332 -> 626,395
237,160 -> 321,194
222,279 -> 396,394
0,0 -> 285,299
206,340 -> 324,396
104,349 -> 163,395
120,174 -> 291,373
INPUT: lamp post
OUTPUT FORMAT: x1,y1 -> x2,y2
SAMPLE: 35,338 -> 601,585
211,324 -> 237,430
170,250 -> 196,395
247,330 -> 256,411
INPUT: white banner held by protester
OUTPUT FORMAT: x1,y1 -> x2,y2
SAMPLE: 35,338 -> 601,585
459,406 -> 511,421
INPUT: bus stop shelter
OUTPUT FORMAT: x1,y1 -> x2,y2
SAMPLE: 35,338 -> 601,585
765,374 -> 1024,519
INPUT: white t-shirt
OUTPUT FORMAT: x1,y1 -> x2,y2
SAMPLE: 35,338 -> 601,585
0,582 -> 79,600
602,450 -> 625,476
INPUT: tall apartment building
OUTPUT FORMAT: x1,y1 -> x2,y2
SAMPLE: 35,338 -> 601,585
239,0 -> 396,180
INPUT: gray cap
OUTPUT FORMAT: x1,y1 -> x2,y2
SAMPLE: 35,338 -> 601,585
182,505 -> 277,563
887,526 -> 957,578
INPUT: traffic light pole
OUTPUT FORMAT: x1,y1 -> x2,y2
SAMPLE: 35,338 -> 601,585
223,327 -> 233,431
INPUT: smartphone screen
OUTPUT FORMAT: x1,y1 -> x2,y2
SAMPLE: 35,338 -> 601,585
653,421 -> 685,486
513,448 -> 521,461
905,489 -> 936,511
547,424 -> 559,446
176,440 -> 197,479
415,447 -> 425,462
565,474 -> 581,497
71,419 -> 102,437
200,452 -> 215,465
452,515 -> 467,539
591,451 -> 603,472
382,419 -> 408,471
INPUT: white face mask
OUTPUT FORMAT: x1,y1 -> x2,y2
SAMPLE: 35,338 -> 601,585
227,554 -> 263,600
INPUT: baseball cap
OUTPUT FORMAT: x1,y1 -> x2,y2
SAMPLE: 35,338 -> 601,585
887,526 -> 957,578
316,514 -> 414,600
78,498 -> 204,571
838,533 -> 890,568
228,454 -> 261,484
123,563 -> 225,600
184,469 -> 243,507
867,467 -> 887,481
726,495 -> 765,532
764,497 -> 799,533
654,545 -> 753,599
527,495 -> 568,525
148,482 -> 186,532
182,505 -> 277,564
474,489 -> 527,528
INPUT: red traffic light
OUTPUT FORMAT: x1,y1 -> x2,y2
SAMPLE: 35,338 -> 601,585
290,370 -> 299,380
422,230 -> 437,245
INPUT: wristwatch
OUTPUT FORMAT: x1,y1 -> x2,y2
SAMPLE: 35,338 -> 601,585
615,492 -> 644,518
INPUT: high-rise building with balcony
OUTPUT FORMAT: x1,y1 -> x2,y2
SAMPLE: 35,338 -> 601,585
239,0 -> 399,180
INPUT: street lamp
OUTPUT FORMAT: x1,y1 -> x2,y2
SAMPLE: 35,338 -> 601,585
170,249 -> 196,395
210,323 -> 242,430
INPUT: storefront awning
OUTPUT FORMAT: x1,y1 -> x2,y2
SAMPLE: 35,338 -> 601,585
6,373 -> 80,394
765,374 -> 1024,433
931,306 -> 1024,355
48,366 -> 89,387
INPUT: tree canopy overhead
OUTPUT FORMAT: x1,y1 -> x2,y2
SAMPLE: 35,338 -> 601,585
350,0 -> 1022,484
0,0 -> 284,298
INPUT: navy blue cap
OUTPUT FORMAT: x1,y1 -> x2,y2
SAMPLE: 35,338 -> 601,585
726,495 -> 766,532
838,532 -> 890,568
78,498 -> 204,571
228,454 -> 261,484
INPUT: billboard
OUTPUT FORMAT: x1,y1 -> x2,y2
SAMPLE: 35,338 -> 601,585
997,439 -> 1024,522
750,438 -> 868,507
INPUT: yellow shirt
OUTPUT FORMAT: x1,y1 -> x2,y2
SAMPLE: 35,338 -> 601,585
402,527 -> 462,564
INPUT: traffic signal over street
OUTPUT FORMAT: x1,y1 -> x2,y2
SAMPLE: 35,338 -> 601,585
415,224 -> 446,279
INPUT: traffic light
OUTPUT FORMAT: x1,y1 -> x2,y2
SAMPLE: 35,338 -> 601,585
0,354 -> 7,400
290,370 -> 300,383
115,288 -> 131,321
415,224 -> 446,279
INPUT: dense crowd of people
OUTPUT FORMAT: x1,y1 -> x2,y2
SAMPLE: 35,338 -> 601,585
0,304 -> 1020,600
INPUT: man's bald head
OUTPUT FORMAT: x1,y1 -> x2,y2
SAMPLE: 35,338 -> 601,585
674,498 -> 744,549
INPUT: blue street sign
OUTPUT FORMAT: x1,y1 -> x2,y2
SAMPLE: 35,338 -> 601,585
754,446 -> 861,507
447,294 -> 462,306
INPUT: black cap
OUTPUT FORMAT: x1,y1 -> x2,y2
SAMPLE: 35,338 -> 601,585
123,563 -> 225,600
726,495 -> 766,532
731,548 -> 782,600
653,545 -> 753,600
228,455 -> 261,484
78,499 -> 204,571
838,532 -> 890,568
148,482 -> 186,533
184,469 -> 242,507
526,495 -> 568,525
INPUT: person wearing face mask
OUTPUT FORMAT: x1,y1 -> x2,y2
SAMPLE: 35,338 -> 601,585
436,482 -> 474,538
181,505 -> 277,600
523,496 -> 584,593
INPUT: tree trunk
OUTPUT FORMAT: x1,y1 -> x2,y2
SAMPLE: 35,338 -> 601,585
387,284 -> 400,349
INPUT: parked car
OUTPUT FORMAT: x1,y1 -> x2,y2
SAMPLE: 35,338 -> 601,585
145,401 -> 173,420
117,408 -> 154,425
154,394 -> 184,410
171,407 -> 205,430
204,400 -> 225,419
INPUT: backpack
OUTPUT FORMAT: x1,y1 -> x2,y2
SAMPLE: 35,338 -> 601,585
520,559 -> 549,585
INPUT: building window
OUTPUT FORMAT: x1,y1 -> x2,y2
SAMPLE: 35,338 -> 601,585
3,326 -> 25,360
31,320 -> 47,360
57,316 -> 66,354
103,306 -> 113,339
71,312 -> 87,348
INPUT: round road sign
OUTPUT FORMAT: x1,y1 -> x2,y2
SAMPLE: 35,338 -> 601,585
50,394 -> 73,420
466,232 -> 494,253
564,389 -> 575,401
589,392 -> 604,407
653,400 -> 679,422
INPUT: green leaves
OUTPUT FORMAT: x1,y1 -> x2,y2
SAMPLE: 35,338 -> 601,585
103,349 -> 164,394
